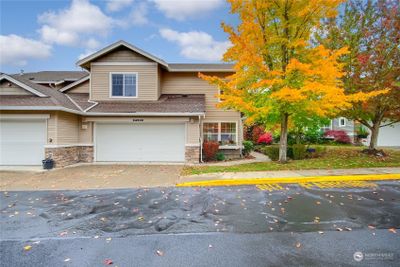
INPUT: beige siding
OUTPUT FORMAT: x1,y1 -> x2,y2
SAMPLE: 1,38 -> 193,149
161,72 -> 240,120
96,47 -> 152,62
186,118 -> 200,145
90,64 -> 158,101
0,80 -> 32,95
79,119 -> 93,143
67,80 -> 90,93
56,112 -> 79,144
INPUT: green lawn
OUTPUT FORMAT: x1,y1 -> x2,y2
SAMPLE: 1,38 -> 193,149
183,146 -> 400,175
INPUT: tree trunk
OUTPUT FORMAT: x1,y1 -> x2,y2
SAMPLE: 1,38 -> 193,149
279,113 -> 289,163
369,125 -> 380,150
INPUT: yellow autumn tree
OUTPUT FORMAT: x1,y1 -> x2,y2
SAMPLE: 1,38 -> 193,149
200,0 -> 383,162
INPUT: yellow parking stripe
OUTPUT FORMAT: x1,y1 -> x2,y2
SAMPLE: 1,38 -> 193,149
176,173 -> 400,187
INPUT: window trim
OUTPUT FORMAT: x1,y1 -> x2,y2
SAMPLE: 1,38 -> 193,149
338,117 -> 346,127
109,72 -> 138,98
202,121 -> 238,147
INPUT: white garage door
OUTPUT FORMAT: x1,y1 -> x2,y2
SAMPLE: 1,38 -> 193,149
0,120 -> 46,165
95,123 -> 185,162
378,123 -> 400,147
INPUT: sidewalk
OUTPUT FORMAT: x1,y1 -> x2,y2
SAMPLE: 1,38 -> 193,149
178,167 -> 400,185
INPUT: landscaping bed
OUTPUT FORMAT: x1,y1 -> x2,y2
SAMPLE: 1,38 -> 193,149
182,146 -> 400,175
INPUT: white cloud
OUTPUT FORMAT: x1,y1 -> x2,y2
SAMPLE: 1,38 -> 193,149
0,34 -> 52,66
106,0 -> 134,12
38,0 -> 114,47
130,2 -> 148,25
152,0 -> 224,21
159,28 -> 230,61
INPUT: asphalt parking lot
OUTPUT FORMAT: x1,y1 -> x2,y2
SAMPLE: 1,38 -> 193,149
1,181 -> 399,266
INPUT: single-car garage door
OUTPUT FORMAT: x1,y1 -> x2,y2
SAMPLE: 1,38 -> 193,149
0,120 -> 46,165
95,123 -> 185,162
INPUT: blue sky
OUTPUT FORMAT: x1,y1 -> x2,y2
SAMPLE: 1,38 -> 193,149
0,0 -> 238,73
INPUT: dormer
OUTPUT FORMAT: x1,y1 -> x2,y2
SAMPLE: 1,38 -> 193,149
77,41 -> 167,101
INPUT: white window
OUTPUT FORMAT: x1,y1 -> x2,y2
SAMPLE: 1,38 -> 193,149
110,73 -> 137,97
339,117 -> 346,127
203,122 -> 237,146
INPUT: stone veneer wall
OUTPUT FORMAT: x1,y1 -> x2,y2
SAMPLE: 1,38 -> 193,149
219,148 -> 242,160
185,146 -> 200,163
45,146 -> 93,168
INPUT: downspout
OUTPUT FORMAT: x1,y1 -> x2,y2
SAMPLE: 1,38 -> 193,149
199,115 -> 204,163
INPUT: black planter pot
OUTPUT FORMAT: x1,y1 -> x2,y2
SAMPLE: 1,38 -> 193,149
42,159 -> 54,170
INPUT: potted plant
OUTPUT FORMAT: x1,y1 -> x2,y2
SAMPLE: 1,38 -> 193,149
356,126 -> 369,139
42,157 -> 54,170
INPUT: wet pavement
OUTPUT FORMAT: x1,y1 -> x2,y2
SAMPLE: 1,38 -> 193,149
1,181 -> 400,266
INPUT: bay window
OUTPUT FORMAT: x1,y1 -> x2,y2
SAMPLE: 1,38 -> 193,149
203,122 -> 237,146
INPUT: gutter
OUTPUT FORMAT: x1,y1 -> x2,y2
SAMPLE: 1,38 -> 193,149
0,106 -> 205,117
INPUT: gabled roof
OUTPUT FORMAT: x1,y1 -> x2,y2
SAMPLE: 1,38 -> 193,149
0,74 -> 47,97
1,74 -> 81,112
59,76 -> 90,92
76,40 -> 168,69
18,71 -> 88,83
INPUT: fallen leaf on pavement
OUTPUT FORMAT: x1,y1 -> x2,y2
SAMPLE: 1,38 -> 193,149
318,231 -> 324,234
64,258 -> 71,262
368,225 -> 376,230
24,245 -> 32,251
388,228 -> 397,234
295,242 -> 301,248
345,227 -> 352,231
156,250 -> 164,256
103,259 -> 113,265
336,228 -> 343,231
316,201 -> 321,205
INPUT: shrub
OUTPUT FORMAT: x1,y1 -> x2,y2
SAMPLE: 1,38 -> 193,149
258,132 -> 273,145
251,125 -> 265,143
304,129 -> 325,144
324,130 -> 351,144
203,141 -> 219,161
263,145 -> 280,161
356,126 -> 369,138
215,152 -> 225,161
292,144 -> 307,160
242,140 -> 254,156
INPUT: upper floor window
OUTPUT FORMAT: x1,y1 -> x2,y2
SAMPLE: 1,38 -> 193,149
110,73 -> 137,97
339,117 -> 346,127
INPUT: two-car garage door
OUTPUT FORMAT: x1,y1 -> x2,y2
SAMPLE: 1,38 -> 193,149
95,123 -> 185,162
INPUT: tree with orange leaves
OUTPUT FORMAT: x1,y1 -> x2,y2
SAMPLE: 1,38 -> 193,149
200,0 -> 383,162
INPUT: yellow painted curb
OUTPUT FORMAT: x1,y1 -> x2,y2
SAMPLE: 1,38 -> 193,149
176,173 -> 400,187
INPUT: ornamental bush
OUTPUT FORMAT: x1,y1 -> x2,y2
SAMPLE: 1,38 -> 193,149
324,130 -> 351,144
257,132 -> 273,145
242,140 -> 254,156
203,141 -> 219,161
251,125 -> 265,143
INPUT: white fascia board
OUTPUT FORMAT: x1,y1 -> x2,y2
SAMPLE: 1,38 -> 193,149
59,76 -> 90,92
0,106 -> 82,115
0,75 -> 47,97
1,106 -> 205,117
0,114 -> 50,120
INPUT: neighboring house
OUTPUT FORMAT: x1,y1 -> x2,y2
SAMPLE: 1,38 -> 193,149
0,40 -> 243,167
322,117 -> 400,147
321,117 -> 356,141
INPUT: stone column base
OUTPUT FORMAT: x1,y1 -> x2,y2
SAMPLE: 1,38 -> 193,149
45,145 -> 94,168
185,146 -> 200,163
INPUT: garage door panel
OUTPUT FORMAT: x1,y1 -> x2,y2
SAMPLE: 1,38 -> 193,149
96,123 -> 185,162
0,120 -> 46,165
377,123 -> 400,147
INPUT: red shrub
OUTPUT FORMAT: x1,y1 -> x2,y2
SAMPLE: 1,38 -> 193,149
203,141 -> 219,161
251,126 -> 265,143
257,132 -> 273,145
324,130 -> 351,144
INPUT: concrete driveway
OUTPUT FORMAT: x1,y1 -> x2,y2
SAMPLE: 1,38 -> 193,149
0,165 -> 183,191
